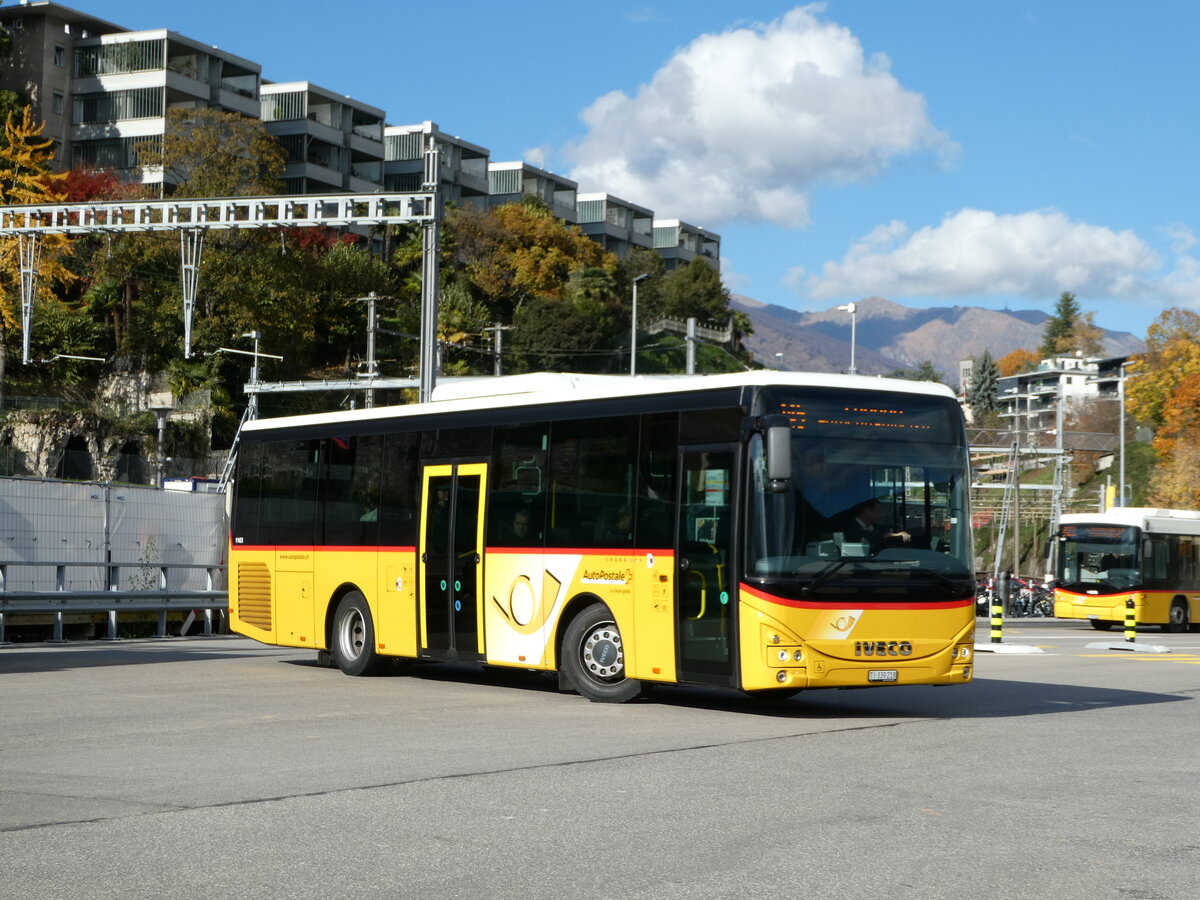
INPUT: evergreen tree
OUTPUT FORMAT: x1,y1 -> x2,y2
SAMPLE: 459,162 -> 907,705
967,350 -> 1000,424
1036,290 -> 1084,357
887,360 -> 945,384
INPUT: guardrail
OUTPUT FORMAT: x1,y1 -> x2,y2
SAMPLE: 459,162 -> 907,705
0,561 -> 228,643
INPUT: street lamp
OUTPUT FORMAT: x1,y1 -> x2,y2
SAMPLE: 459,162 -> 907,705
630,273 -> 652,376
836,302 -> 857,375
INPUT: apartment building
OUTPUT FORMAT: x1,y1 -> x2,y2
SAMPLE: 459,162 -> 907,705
71,30 -> 260,188
652,219 -> 720,270
2,3 -> 719,269
998,354 -> 1130,432
1,2 -> 131,166
575,192 -> 653,258
384,121 -> 489,209
488,161 -> 577,224
261,82 -> 384,194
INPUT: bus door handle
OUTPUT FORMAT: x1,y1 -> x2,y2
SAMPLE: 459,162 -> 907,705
679,558 -> 690,571
421,552 -> 428,563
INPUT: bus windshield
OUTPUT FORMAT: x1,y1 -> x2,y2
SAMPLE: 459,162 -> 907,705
1056,524 -> 1141,592
746,430 -> 973,601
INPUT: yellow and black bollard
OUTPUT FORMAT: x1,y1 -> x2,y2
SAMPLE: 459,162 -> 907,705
1124,598 -> 1136,643
992,571 -> 1009,643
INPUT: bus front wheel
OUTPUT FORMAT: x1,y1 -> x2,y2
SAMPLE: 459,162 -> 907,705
332,592 -> 385,676
1090,620 -> 1114,631
562,603 -> 645,703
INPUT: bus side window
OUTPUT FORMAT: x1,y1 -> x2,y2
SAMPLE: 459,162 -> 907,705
231,441 -> 263,545
259,439 -> 320,546
637,413 -> 678,548
318,436 -> 382,546
548,417 -> 637,549
378,432 -> 420,547
490,424 -> 547,547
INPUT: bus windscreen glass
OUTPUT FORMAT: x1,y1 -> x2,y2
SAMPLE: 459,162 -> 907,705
1057,525 -> 1141,591
747,391 -> 972,601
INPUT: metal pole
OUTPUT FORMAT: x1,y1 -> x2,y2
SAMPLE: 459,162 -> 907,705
631,280 -> 639,376
849,306 -> 857,375
837,302 -> 857,374
156,411 -> 167,487
1013,427 -> 1021,580
18,233 -> 41,365
364,292 -> 377,409
244,331 -> 261,421
419,136 -> 442,403
631,274 -> 651,377
686,317 -> 697,374
1118,363 -> 1127,507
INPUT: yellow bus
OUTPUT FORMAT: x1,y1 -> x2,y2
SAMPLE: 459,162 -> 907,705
1054,507 -> 1200,633
229,371 -> 976,702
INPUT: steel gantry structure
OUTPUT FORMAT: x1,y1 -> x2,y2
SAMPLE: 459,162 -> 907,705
0,139 -> 444,402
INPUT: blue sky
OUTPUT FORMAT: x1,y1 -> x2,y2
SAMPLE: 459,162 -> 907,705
61,0 -> 1200,340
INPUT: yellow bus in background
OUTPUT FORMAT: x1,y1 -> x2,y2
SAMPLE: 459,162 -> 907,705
229,371 -> 976,702
1054,508 -> 1200,633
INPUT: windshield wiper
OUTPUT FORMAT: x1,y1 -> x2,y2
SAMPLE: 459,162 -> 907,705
799,559 -> 850,596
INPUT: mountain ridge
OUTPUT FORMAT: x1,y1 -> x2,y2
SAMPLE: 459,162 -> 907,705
733,295 -> 1146,385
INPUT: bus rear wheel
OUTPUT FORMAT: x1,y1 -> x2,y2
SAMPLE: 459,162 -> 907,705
562,603 -> 645,703
1163,600 -> 1188,634
332,592 -> 385,676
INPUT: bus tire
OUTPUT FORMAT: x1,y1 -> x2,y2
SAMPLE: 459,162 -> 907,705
332,592 -> 385,676
1089,620 -> 1114,631
1163,600 -> 1188,634
561,602 -> 644,703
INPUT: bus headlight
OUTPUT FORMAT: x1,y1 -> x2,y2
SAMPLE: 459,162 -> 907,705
959,646 -> 972,660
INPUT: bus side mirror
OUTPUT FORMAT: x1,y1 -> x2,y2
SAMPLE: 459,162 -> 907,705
766,425 -> 792,493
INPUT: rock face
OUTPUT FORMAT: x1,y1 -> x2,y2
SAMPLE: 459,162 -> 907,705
0,374 -> 217,483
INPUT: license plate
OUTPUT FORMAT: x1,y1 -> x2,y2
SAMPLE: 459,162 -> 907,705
868,669 -> 898,683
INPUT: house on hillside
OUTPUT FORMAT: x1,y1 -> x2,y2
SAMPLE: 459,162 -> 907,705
997,354 -> 1131,433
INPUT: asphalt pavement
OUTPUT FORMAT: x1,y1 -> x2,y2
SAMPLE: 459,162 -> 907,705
1,621 -> 1198,899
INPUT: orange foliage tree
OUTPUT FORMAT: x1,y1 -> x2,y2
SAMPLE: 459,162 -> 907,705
997,347 -> 1039,377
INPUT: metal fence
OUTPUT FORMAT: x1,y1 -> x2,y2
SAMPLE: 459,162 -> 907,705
0,476 -> 227,642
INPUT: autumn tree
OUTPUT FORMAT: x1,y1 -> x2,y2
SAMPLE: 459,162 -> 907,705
0,107 -> 74,402
1125,308 -> 1200,429
450,198 -> 613,315
997,347 -> 1039,377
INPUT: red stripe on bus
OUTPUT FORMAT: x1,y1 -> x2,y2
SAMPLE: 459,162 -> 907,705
231,544 -> 417,553
740,583 -> 973,610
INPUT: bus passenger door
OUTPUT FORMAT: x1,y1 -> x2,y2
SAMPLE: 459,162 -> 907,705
419,463 -> 488,660
676,446 -> 737,683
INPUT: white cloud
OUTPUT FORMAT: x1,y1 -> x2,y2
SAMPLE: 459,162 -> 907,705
566,5 -> 953,228
806,208 -> 1162,301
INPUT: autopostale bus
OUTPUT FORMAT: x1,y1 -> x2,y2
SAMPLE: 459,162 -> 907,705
228,372 -> 976,702
1054,507 -> 1200,632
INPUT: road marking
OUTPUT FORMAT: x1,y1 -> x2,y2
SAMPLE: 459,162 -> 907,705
1076,654 -> 1200,664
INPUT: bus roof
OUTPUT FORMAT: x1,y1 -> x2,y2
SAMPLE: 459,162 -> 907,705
1060,507 -> 1200,534
242,370 -> 957,434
